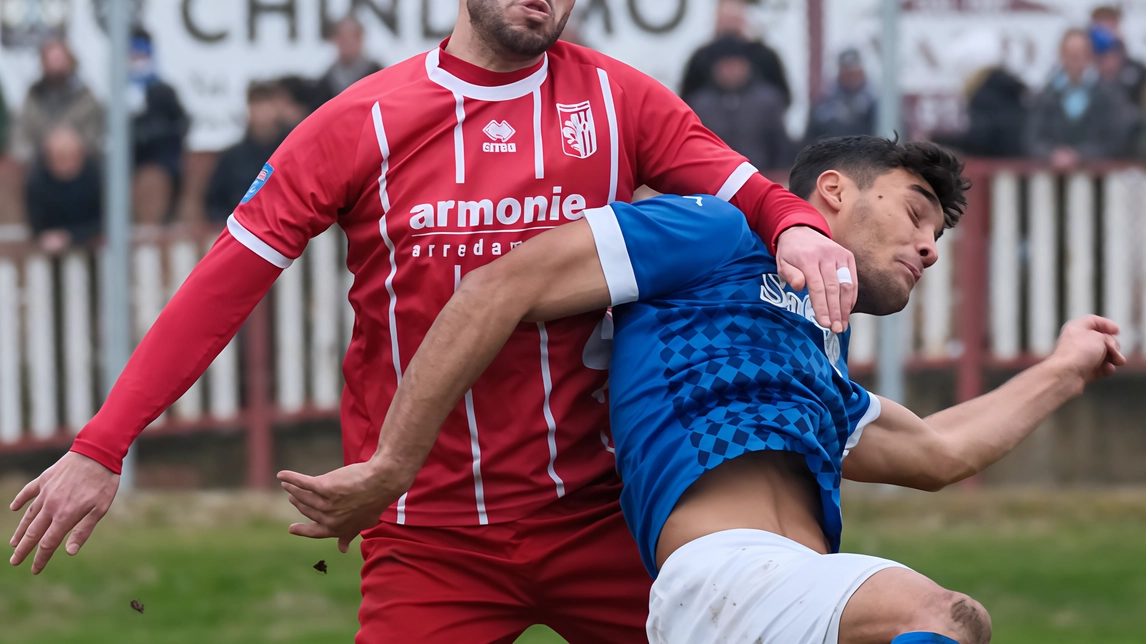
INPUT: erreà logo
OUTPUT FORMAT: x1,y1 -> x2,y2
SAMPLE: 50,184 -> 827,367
483,120 -> 516,153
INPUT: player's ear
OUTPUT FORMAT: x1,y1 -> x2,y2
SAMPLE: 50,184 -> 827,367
814,170 -> 845,214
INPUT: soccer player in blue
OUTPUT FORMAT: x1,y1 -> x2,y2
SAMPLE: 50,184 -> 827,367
281,136 -> 1125,643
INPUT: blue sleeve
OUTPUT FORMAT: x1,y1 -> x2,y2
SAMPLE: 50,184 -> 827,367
583,194 -> 756,304
842,382 -> 882,458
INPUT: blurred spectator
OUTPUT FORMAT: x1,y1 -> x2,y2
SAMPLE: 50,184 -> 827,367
128,28 -> 189,225
11,39 -> 104,166
681,0 -> 790,107
0,85 -> 9,155
1027,29 -> 1135,169
1091,26 -> 1146,109
319,17 -> 382,102
277,75 -> 327,130
804,49 -> 877,145
686,38 -> 792,171
205,82 -> 287,223
25,126 -> 102,253
934,67 -> 1029,158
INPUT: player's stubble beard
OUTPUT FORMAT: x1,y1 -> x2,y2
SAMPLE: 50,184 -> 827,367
848,196 -> 913,317
467,0 -> 571,59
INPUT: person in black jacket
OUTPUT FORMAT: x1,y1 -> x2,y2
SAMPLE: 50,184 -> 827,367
681,0 -> 790,108
205,82 -> 288,224
1092,5 -> 1146,108
1027,29 -> 1136,169
933,67 -> 1029,158
128,28 -> 189,224
804,49 -> 878,145
25,126 -> 102,253
686,38 -> 792,171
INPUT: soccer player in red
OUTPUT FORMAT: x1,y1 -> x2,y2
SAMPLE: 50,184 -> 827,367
9,1 -> 857,641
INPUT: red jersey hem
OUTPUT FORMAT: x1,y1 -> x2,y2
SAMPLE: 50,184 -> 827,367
381,473 -> 622,528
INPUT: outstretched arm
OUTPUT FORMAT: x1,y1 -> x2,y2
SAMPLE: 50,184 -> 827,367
843,316 -> 1125,491
9,234 -> 283,574
279,220 -> 612,549
9,94 -> 359,574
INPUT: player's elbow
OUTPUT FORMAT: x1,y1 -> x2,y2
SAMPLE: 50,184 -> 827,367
918,448 -> 978,492
457,261 -> 535,321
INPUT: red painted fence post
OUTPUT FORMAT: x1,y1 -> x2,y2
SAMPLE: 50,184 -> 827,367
244,299 -> 274,488
955,163 -> 992,404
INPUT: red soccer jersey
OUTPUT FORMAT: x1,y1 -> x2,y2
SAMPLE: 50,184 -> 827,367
72,41 -> 829,527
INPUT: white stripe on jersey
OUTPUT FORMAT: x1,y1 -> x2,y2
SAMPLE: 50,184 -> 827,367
596,69 -> 620,203
452,92 -> 466,184
456,265 -> 490,525
372,101 -> 408,524
395,493 -> 407,524
226,215 -> 294,268
717,162 -> 760,202
532,87 -> 545,180
538,322 -> 566,498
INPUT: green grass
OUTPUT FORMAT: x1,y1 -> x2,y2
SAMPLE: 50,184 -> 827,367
1,488 -> 1145,643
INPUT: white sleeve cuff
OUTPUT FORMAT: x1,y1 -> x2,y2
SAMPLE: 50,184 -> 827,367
583,205 -> 639,306
227,214 -> 294,269
843,394 -> 882,459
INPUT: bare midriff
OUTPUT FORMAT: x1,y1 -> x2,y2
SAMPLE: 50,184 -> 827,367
655,451 -> 829,570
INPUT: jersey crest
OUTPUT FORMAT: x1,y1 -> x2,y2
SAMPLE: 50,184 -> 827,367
558,101 -> 598,159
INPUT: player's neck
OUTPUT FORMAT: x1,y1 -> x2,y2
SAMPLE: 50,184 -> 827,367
445,26 -> 545,74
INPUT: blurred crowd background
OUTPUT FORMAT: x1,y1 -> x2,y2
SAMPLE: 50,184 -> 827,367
0,0 -> 1143,489
1,3 -> 1145,642
2,1 -> 1146,251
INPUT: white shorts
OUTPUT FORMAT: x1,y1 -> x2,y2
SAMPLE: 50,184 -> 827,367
647,529 -> 906,644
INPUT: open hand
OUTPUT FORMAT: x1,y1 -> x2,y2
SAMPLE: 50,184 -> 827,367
775,226 -> 857,334
278,460 -> 409,553
9,452 -> 119,574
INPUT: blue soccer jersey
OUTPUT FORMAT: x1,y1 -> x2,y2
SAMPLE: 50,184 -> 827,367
584,195 -> 882,576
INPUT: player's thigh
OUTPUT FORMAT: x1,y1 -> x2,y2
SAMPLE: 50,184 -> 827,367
357,526 -> 535,644
530,494 -> 651,642
838,567 -> 991,644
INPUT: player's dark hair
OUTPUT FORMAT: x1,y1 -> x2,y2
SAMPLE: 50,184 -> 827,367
788,135 -> 971,229
1092,5 -> 1121,22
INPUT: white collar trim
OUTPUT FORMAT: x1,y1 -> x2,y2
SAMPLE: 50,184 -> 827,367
425,47 -> 548,101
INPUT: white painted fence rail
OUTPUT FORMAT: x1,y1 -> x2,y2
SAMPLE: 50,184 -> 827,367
0,226 -> 355,447
851,163 -> 1146,370
2,163 -> 1145,448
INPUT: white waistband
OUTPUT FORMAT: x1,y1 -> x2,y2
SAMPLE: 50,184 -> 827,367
662,528 -> 819,570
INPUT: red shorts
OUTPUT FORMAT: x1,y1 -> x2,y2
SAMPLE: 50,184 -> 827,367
356,477 -> 651,643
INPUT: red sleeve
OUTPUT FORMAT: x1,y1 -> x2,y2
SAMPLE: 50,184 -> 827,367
626,71 -> 831,252
70,234 -> 280,473
71,97 -> 371,473
229,96 -> 367,261
727,173 -> 833,252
